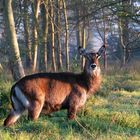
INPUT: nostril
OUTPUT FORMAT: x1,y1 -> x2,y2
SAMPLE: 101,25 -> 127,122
90,64 -> 96,69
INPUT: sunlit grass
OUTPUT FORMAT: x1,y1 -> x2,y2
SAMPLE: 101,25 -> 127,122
0,65 -> 140,140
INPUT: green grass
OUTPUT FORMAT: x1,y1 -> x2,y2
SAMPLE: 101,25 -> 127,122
0,69 -> 140,140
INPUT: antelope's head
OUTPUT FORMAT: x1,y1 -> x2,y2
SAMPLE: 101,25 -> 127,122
79,45 -> 105,76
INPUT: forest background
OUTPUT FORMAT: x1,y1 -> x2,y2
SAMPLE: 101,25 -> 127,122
0,0 -> 140,140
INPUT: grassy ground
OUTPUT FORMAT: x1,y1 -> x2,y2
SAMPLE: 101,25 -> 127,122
0,68 -> 140,140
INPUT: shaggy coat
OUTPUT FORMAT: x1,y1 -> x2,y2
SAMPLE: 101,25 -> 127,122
4,45 -> 105,126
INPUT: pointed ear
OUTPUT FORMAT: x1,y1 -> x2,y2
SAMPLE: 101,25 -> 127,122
97,45 -> 106,58
78,46 -> 86,56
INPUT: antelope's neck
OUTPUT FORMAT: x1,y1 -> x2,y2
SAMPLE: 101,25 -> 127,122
86,69 -> 102,96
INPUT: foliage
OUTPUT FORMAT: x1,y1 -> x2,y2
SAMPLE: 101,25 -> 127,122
1,0 -> 140,78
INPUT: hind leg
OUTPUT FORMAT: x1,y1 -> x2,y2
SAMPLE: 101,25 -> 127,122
28,100 -> 43,121
4,95 -> 25,127
4,109 -> 23,126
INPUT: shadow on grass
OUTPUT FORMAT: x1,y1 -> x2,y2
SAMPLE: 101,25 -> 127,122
1,111 -> 140,139
0,107 -> 9,120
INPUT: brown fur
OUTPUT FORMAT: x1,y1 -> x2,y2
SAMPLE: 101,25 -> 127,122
4,45 -> 105,126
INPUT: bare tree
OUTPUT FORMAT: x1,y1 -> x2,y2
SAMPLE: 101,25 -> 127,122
3,0 -> 25,80
23,0 -> 33,69
62,0 -> 69,71
81,23 -> 86,69
102,8 -> 107,70
119,1 -> 129,66
39,1 -> 49,72
50,0 -> 56,71
31,0 -> 40,72
56,0 -> 63,70
75,1 -> 82,62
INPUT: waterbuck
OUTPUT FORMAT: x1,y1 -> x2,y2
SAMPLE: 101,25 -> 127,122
4,45 -> 105,126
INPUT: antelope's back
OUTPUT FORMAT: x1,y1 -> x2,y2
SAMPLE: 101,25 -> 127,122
12,72 -> 81,104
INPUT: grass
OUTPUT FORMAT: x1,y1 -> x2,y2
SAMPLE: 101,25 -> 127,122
0,67 -> 140,140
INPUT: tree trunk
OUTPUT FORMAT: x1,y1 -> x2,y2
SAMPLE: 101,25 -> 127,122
119,0 -> 129,67
62,0 -> 69,71
32,0 -> 40,72
102,8 -> 107,71
50,0 -> 56,71
0,63 -> 3,72
23,0 -> 32,69
56,0 -> 63,70
75,3 -> 82,61
119,18 -> 129,66
81,25 -> 86,69
4,0 -> 25,80
81,3 -> 86,70
39,1 -> 48,72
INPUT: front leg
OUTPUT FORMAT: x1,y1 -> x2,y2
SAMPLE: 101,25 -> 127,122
68,105 -> 77,120
67,91 -> 87,120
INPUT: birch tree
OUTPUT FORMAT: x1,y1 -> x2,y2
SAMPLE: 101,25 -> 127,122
62,0 -> 69,71
32,0 -> 40,72
56,0 -> 63,70
3,0 -> 25,80
50,0 -> 56,71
